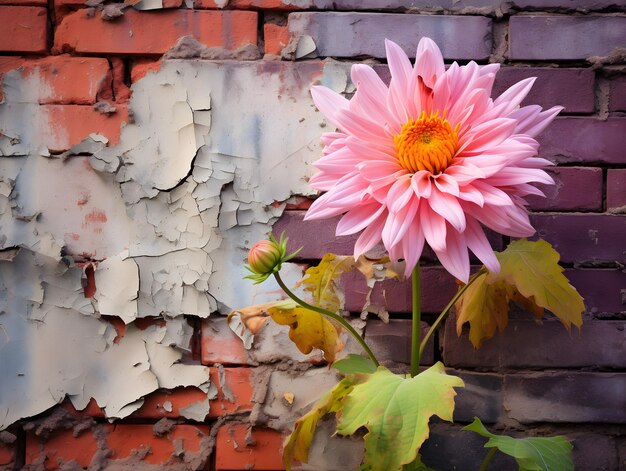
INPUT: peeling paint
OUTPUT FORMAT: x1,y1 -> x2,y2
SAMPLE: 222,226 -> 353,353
0,59 -> 354,430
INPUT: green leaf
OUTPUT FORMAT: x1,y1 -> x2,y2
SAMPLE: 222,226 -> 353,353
268,301 -> 343,363
301,253 -> 355,312
463,417 -> 574,471
333,354 -> 377,375
337,362 -> 464,471
283,378 -> 356,470
455,239 -> 585,348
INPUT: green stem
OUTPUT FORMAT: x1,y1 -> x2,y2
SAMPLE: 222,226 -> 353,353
419,268 -> 486,358
410,263 -> 421,378
273,272 -> 380,368
478,447 -> 497,471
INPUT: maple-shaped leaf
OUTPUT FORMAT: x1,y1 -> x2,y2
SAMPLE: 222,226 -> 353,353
455,239 -> 584,348
337,362 -> 464,471
283,377 -> 355,470
301,253 -> 355,312
268,301 -> 344,363
463,417 -> 574,471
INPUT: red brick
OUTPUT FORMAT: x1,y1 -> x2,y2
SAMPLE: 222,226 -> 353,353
264,23 -> 289,56
0,6 -> 47,53
0,56 -> 111,105
106,424 -> 207,464
42,104 -> 128,152
54,9 -> 258,55
26,427 -> 99,469
0,442 -> 15,466
509,16 -> 626,60
538,117 -> 626,165
209,367 -> 254,418
26,424 -> 210,469
492,68 -> 595,114
607,169 -> 626,213
609,76 -> 626,112
130,59 -> 162,83
526,167 -> 603,212
99,57 -> 131,103
201,316 -> 250,365
531,213 -> 626,265
0,0 -> 46,4
215,425 -> 285,471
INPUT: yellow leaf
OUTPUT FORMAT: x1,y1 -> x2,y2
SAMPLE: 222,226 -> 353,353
283,378 -> 354,470
454,274 -> 509,348
455,239 -> 584,348
301,253 -> 355,312
268,302 -> 344,363
495,238 -> 584,331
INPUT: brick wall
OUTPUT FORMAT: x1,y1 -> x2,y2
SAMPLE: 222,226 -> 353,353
0,0 -> 624,470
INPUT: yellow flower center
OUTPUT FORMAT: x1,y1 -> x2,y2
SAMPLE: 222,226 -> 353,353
394,111 -> 459,174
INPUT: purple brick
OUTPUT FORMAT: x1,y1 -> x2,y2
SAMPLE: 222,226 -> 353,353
530,213 -> 626,264
364,319 -> 433,365
311,0 -> 518,10
504,372 -> 626,423
287,12 -> 492,60
565,268 -> 626,317
609,76 -> 626,112
537,117 -> 626,165
513,0 -> 624,9
443,316 -> 626,369
493,68 -> 595,114
607,169 -> 626,213
343,266 -> 471,314
510,16 -> 626,60
569,433 -> 619,471
526,167 -> 603,212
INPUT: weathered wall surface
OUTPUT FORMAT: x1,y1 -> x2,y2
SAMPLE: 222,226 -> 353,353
0,0 -> 624,469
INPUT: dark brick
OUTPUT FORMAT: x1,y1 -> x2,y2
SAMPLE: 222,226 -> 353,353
531,213 -> 626,264
609,76 -> 626,112
569,433 -> 619,471
513,0 -> 623,9
493,68 -> 595,114
311,0 -> 512,10
526,167 -> 603,212
538,117 -> 626,165
451,371 -> 505,424
443,316 -> 626,369
509,16 -> 626,60
607,169 -> 626,213
565,269 -> 626,318
364,319 -> 433,366
504,372 -> 626,423
421,423 -> 516,471
287,12 -> 492,60
343,266 -> 467,314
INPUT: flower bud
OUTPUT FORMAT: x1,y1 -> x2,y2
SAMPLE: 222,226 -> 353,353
248,239 -> 282,276
244,232 -> 302,284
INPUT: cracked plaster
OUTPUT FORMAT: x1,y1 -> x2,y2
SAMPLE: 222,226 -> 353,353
0,59 -> 354,429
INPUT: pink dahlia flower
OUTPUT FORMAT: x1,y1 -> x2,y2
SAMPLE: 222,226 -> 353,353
304,38 -> 562,282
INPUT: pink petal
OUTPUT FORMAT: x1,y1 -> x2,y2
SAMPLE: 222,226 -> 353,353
354,211 -> 387,258
401,221 -> 426,275
459,118 -> 517,155
433,227 -> 470,283
387,174 -> 414,213
419,203 -> 447,252
311,86 -> 349,128
464,217 -> 500,274
434,173 -> 460,196
411,171 -> 432,198
382,197 -> 420,248
336,202 -> 386,236
415,37 -> 445,89
427,187 -> 466,232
